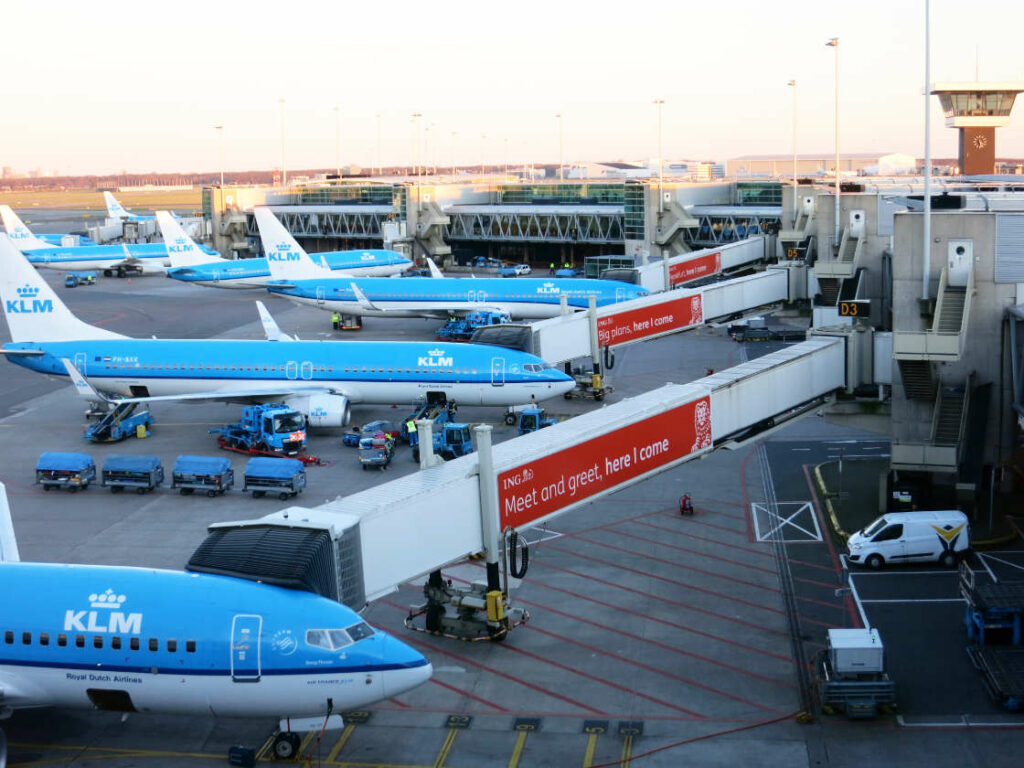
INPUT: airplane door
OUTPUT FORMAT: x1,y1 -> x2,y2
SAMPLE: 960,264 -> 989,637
285,361 -> 298,380
300,361 -> 313,379
316,286 -> 326,306
231,614 -> 262,682
616,287 -> 626,303
490,357 -> 505,386
73,352 -> 87,375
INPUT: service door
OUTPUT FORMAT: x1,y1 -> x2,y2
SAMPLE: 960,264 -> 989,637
316,286 -> 326,306
231,614 -> 262,682
615,287 -> 627,303
285,361 -> 298,380
490,357 -> 505,387
73,352 -> 87,375
300,361 -> 313,380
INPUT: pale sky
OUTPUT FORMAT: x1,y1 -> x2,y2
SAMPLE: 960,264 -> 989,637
4,0 -> 1024,176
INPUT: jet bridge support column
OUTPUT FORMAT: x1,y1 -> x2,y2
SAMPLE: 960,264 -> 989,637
476,425 -> 502,593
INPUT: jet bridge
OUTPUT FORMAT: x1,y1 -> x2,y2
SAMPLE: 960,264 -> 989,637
207,335 -> 849,639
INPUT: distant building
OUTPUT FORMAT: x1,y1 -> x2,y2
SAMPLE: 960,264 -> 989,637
727,153 -> 897,178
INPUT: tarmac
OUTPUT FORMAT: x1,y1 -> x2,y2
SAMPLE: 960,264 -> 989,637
1,264 -> 1023,767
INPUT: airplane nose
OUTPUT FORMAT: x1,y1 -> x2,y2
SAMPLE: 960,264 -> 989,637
378,634 -> 432,698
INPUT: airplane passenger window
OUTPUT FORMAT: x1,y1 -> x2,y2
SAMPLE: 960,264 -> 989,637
93,636 -> 103,649
167,639 -> 177,652
111,637 -> 121,650
346,622 -> 374,641
57,633 -> 67,647
130,637 -> 140,651
3,631 -> 11,644
148,638 -> 158,651
39,632 -> 49,646
22,632 -> 31,645
186,640 -> 196,653
75,635 -> 85,648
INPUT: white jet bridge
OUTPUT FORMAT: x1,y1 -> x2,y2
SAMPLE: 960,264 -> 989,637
204,331 -> 862,641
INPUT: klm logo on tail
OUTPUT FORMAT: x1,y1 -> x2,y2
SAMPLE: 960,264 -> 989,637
6,284 -> 53,314
9,228 -> 32,241
268,246 -> 300,262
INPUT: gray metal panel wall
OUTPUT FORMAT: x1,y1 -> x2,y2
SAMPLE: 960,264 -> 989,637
995,214 -> 1024,283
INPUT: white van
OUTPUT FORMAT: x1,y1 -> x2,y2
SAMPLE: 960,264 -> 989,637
847,510 -> 969,569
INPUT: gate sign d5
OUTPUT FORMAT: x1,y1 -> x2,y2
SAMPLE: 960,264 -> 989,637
597,293 -> 704,348
498,395 -> 712,530
669,251 -> 721,287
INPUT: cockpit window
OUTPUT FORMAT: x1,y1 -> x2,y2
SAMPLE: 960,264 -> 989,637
305,623 -> 373,650
346,622 -> 374,641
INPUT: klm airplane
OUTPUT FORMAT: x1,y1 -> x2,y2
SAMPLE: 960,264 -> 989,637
0,481 -> 431,760
162,212 -> 412,289
0,235 -> 575,424
104,191 -> 162,222
256,208 -> 649,319
0,212 -> 95,247
0,206 -> 216,276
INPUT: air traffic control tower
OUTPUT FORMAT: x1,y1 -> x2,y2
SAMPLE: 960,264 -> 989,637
931,82 -> 1024,174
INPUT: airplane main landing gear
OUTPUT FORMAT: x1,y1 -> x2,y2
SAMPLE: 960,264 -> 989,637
273,731 -> 301,759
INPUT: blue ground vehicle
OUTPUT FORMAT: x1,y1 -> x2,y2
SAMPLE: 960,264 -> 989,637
64,271 -> 97,287
36,452 -> 96,492
172,455 -> 234,496
211,403 -> 307,457
555,267 -> 578,278
518,407 -> 557,435
411,422 -> 473,463
359,434 -> 395,470
101,454 -> 164,493
243,457 -> 306,499
84,402 -> 153,442
436,310 -> 510,342
401,395 -> 452,442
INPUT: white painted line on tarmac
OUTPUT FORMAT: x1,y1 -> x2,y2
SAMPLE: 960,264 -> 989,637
850,570 -> 958,576
980,552 -> 1024,576
898,715 -> 1024,728
978,554 -> 999,583
858,598 -> 964,604
846,574 -> 870,628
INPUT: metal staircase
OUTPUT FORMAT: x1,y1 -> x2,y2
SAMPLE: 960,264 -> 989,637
893,267 -> 974,363
892,375 -> 973,473
896,360 -> 938,401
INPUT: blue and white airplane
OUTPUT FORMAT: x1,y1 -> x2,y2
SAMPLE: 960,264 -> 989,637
0,481 -> 431,759
104,191 -> 162,222
0,210 -> 95,248
256,208 -> 649,319
0,206 -> 216,275
0,234 -> 575,423
162,212 -> 412,289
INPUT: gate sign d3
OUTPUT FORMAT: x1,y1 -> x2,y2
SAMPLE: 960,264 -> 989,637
597,293 -> 704,348
669,251 -> 721,287
498,395 -> 713,530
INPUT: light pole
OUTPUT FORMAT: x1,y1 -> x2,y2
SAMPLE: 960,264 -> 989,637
503,137 -> 508,178
450,130 -> 457,181
412,112 -> 422,208
480,134 -> 486,177
826,38 -> 840,246
787,81 -> 798,224
556,113 -> 564,182
431,122 -> 438,174
923,0 -> 932,300
278,98 -> 286,187
333,105 -> 341,178
375,112 -> 382,176
215,125 -> 224,186
653,98 -> 664,212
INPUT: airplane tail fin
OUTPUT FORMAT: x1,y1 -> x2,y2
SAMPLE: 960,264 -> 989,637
256,300 -> 297,341
0,205 -> 52,252
0,235 -> 125,343
425,257 -> 445,279
104,191 -> 130,219
0,481 -> 21,563
157,211 -> 222,267
254,208 -> 332,281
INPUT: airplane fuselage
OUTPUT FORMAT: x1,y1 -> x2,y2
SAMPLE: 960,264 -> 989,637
267,276 -> 649,319
0,562 -> 430,718
167,250 -> 412,288
20,243 -> 217,273
3,338 -> 575,406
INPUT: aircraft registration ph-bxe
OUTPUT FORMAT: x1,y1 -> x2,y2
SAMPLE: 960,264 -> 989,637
0,235 -> 575,424
0,481 -> 431,761
255,208 -> 649,319
0,206 -> 216,275
161,213 -> 412,289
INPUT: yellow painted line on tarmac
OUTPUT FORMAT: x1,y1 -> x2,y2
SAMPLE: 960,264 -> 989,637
432,728 -> 459,768
326,723 -> 357,762
582,733 -> 600,767
9,742 -> 223,765
619,734 -> 634,767
507,729 -> 529,768
255,732 -> 276,761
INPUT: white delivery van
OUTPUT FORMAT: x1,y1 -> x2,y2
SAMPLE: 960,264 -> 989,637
847,510 -> 969,569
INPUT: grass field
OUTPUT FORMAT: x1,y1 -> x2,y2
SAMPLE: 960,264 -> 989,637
0,189 -> 202,212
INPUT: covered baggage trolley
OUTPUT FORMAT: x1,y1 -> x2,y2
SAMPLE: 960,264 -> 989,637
172,455 -> 234,497
36,452 -> 96,492
101,454 -> 164,494
243,457 -> 306,500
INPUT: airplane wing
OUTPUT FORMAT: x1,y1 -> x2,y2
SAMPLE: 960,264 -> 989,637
348,281 -> 451,318
425,257 -> 444,279
0,348 -> 45,356
257,300 -> 298,341
350,282 -> 382,312
60,359 -> 355,405
0,482 -> 20,563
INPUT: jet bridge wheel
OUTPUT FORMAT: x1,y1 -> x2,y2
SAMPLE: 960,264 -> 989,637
273,731 -> 301,759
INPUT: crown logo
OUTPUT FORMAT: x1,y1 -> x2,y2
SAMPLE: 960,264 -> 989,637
89,588 -> 127,609
428,348 -> 444,357
17,284 -> 39,298
174,237 -> 187,245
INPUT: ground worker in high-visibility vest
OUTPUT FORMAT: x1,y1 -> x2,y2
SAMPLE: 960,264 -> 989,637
406,420 -> 416,437
331,312 -> 340,330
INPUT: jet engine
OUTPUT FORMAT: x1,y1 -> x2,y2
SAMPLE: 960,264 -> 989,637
285,393 -> 351,427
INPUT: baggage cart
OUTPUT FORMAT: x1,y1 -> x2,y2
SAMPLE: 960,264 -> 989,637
172,455 -> 234,497
243,457 -> 306,499
36,452 -> 96,492
101,454 -> 164,494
